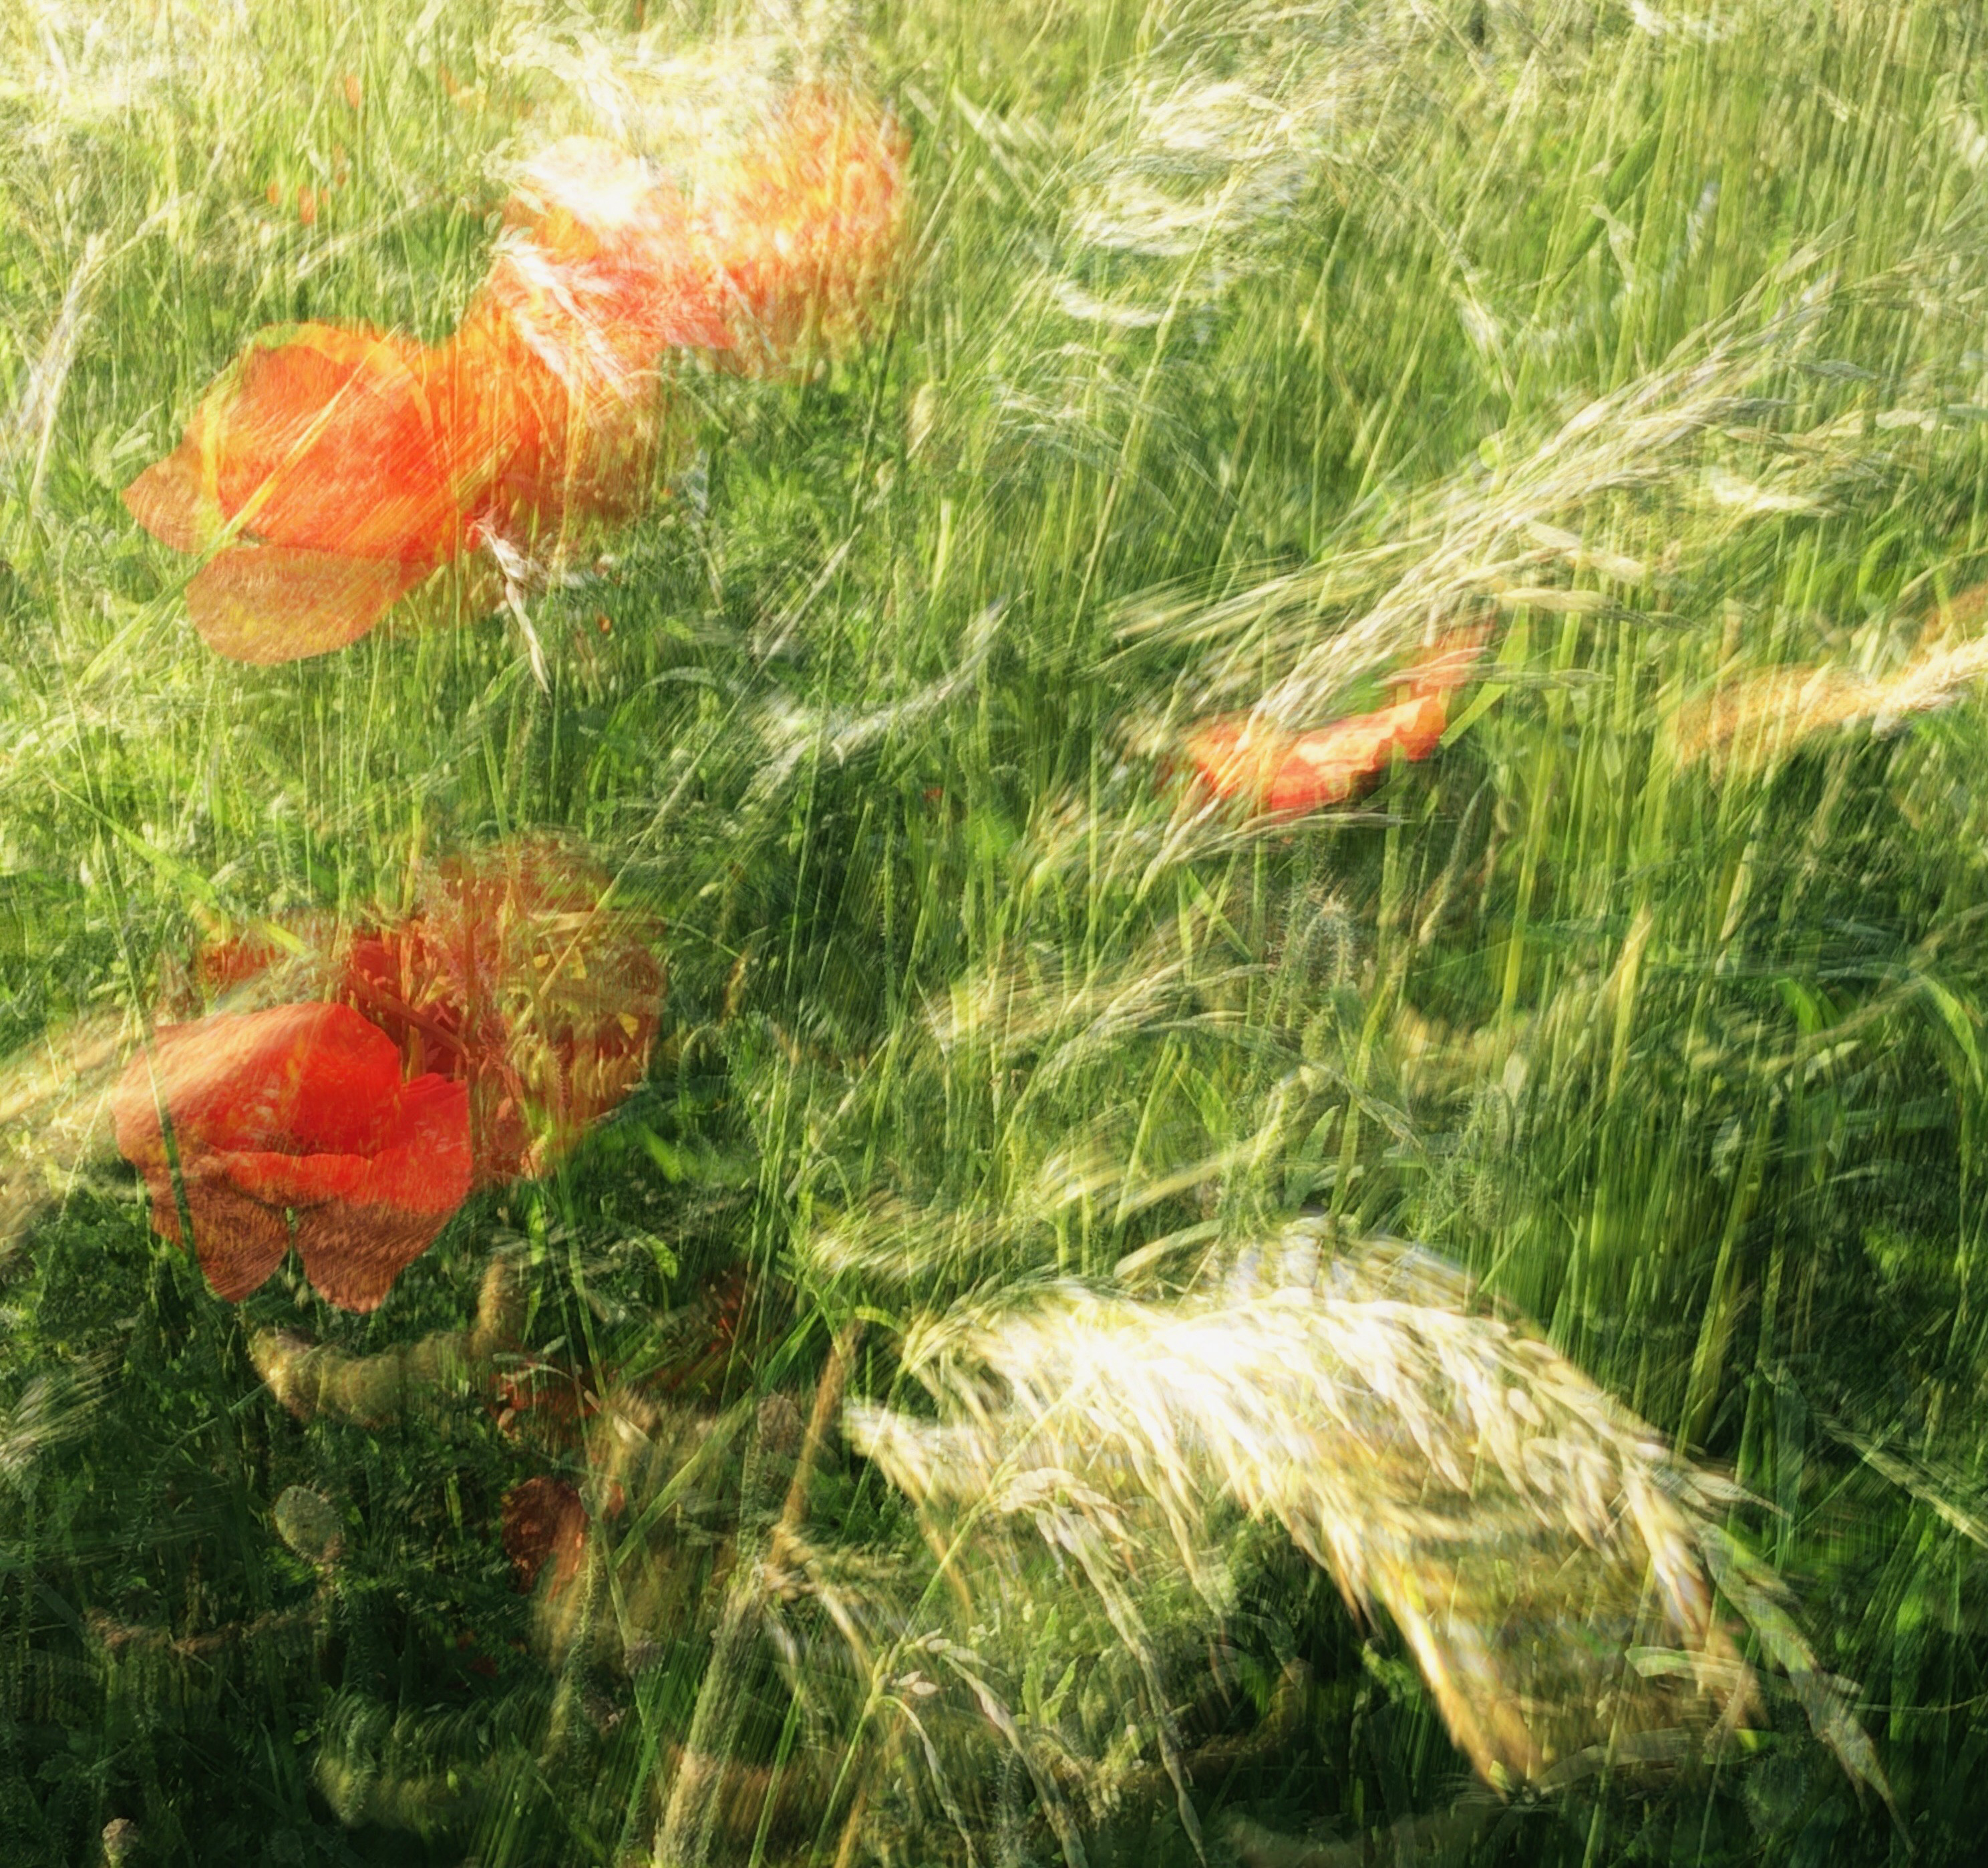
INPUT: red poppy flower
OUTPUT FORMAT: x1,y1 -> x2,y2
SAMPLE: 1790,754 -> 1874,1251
122,92 -> 910,664
685,86 -> 910,361
122,325 -> 459,662
435,100 -> 904,540
339,841 -> 664,1183
490,138 -> 722,363
416,136 -> 721,553
111,1002 -> 471,1311
430,278 -> 689,551
169,845 -> 663,1185
1184,627 -> 1488,815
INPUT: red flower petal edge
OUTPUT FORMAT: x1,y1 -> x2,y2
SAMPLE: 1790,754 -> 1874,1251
111,1002 -> 472,1311
169,844 -> 664,1187
185,546 -> 430,665
1184,627 -> 1489,816
124,324 -> 458,566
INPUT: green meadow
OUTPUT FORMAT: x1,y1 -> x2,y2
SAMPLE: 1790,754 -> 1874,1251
5,0 -> 1988,1862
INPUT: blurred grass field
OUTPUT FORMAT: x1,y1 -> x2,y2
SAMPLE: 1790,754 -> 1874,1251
7,0 -> 1988,1862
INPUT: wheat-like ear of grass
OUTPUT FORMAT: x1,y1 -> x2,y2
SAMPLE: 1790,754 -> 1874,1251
847,1235 -> 1888,1805
1675,623 -> 1988,776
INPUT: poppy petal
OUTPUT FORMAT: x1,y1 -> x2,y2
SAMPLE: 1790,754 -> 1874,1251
442,271 -> 687,542
124,446 -> 222,556
1263,696 -> 1453,814
1388,691 -> 1452,762
688,88 -> 908,359
170,1169 -> 295,1303
111,1004 -> 472,1309
206,325 -> 458,562
112,1004 -> 401,1164
339,841 -> 661,1185
1184,633 -> 1482,816
1261,731 -> 1366,814
424,307 -> 562,520
499,138 -> 713,355
186,545 -> 428,663
290,1203 -> 452,1313
1182,716 -> 1294,803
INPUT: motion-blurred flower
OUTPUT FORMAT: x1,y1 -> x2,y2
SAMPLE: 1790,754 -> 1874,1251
686,86 -> 910,363
165,843 -> 663,1190
341,840 -> 664,1183
431,137 -> 711,549
1184,626 -> 1487,814
122,88 -> 910,663
122,325 -> 462,663
110,1001 -> 471,1311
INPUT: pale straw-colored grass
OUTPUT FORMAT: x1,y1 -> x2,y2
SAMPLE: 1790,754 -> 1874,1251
848,1231 -> 1886,1803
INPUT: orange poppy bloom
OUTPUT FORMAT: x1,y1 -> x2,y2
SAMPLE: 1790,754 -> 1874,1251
1184,627 -> 1488,815
170,844 -> 663,1185
430,138 -> 707,547
111,1002 -> 472,1311
339,842 -> 664,1183
124,90 -> 910,665
686,86 -> 910,361
122,325 -> 458,662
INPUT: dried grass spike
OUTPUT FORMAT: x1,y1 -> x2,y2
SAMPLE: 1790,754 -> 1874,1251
848,1253 -> 1880,1796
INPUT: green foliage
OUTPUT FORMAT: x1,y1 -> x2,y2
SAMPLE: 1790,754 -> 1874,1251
8,0 -> 1988,1862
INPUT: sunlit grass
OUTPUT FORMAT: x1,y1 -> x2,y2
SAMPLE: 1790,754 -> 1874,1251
7,0 -> 1988,1863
